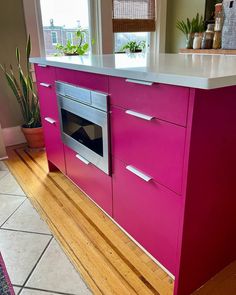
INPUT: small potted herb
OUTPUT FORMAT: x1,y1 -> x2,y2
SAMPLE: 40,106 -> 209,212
176,13 -> 205,49
56,27 -> 91,56
121,41 -> 146,53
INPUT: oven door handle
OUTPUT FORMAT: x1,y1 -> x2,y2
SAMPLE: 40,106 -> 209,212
76,154 -> 90,165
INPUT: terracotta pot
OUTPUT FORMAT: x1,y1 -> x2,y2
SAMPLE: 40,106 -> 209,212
21,126 -> 45,148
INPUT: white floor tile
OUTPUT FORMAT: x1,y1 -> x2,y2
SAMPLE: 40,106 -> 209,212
0,173 -> 25,196
0,161 -> 9,171
0,171 -> 9,180
13,286 -> 21,294
0,195 -> 26,226
0,229 -> 51,286
2,199 -> 51,235
20,289 -> 59,295
26,239 -> 92,295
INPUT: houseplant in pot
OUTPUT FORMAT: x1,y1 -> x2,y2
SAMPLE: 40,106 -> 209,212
121,40 -> 146,53
0,36 -> 44,148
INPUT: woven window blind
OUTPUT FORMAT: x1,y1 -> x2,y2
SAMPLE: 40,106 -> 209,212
112,0 -> 156,32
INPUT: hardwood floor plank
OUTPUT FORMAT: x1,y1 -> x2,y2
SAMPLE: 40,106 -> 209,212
5,147 -> 174,295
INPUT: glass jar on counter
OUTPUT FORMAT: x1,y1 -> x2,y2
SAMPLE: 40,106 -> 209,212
201,24 -> 214,49
215,3 -> 223,32
193,33 -> 202,50
213,31 -> 222,49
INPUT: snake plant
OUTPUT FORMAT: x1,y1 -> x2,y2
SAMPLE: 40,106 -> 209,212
0,36 -> 41,128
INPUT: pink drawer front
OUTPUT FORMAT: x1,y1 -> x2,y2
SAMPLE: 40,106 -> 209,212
109,77 -> 189,126
41,115 -> 65,173
64,146 -> 112,216
37,83 -> 59,121
111,106 -> 186,194
55,68 -> 109,92
112,158 -> 182,275
34,64 -> 56,85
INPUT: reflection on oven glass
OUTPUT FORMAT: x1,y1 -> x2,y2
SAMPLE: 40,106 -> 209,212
62,109 -> 103,157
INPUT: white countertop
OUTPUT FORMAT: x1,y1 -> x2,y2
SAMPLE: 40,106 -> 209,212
30,53 -> 236,90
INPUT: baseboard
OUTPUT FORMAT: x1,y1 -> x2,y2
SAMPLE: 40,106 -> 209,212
2,126 -> 26,147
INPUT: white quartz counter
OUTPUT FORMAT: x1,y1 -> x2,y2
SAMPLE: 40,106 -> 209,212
30,53 -> 236,90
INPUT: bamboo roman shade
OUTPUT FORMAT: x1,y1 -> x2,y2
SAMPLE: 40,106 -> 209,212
112,0 -> 156,32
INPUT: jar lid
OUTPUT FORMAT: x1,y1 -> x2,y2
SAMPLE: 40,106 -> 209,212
215,3 -> 223,13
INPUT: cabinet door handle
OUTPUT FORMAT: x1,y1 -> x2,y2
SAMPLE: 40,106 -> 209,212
125,79 -> 153,86
44,117 -> 56,125
40,83 -> 51,88
38,64 -> 47,68
125,110 -> 155,121
76,154 -> 90,165
126,165 -> 152,182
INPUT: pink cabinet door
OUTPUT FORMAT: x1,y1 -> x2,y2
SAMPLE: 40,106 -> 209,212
111,106 -> 186,194
34,64 -> 56,84
112,158 -> 182,275
64,146 -> 112,216
41,115 -> 65,173
55,68 -> 109,92
109,77 -> 189,126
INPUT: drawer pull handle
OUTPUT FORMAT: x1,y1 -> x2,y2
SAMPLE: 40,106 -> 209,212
40,83 -> 51,88
125,110 -> 155,121
126,165 -> 152,182
44,117 -> 56,125
125,79 -> 153,86
38,64 -> 47,68
76,154 -> 90,165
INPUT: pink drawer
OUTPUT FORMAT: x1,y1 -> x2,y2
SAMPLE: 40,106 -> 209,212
64,146 -> 112,216
111,106 -> 186,194
41,114 -> 65,173
109,77 -> 189,126
55,68 -> 109,92
112,158 -> 182,275
35,64 -> 56,84
37,83 -> 59,121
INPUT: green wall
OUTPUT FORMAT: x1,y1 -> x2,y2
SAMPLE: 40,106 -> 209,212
166,0 -> 206,53
0,0 -> 27,128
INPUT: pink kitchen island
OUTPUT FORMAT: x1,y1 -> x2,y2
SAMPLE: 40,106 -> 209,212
30,53 -> 236,295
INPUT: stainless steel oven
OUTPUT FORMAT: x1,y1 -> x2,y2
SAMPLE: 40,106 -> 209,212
56,81 -> 110,175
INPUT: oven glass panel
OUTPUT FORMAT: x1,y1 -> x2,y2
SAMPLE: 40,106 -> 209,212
61,109 -> 103,157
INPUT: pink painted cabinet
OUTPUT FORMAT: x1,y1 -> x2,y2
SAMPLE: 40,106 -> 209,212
64,146 -> 112,215
35,65 -> 65,173
112,157 -> 182,275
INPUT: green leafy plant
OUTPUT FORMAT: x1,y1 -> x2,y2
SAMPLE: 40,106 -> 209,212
56,28 -> 92,56
176,13 -> 205,36
121,41 -> 146,53
0,36 -> 41,128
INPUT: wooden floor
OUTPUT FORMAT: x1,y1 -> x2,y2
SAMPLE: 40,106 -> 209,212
5,146 -> 236,295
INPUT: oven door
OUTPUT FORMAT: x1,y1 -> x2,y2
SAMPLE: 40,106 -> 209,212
58,95 -> 110,175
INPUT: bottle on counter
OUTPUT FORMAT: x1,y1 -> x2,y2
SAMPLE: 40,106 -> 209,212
193,33 -> 202,50
213,3 -> 223,49
201,24 -> 215,49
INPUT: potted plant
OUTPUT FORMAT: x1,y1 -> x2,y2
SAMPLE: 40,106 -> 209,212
121,40 -> 146,53
0,36 -> 44,148
55,27 -> 91,56
176,13 -> 205,49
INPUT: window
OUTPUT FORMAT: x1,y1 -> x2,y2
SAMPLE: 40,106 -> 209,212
66,32 -> 74,45
114,32 -> 150,52
51,31 -> 58,45
40,0 -> 90,56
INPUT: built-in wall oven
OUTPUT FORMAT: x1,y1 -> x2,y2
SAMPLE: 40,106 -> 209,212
56,81 -> 110,175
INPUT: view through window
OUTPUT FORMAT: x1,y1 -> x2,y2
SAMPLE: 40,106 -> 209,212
114,32 -> 150,53
40,0 -> 89,56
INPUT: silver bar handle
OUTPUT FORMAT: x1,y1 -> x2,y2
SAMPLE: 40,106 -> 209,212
76,154 -> 90,165
126,165 -> 152,182
38,64 -> 47,68
125,79 -> 153,86
40,83 -> 51,88
125,110 -> 155,121
44,117 -> 56,125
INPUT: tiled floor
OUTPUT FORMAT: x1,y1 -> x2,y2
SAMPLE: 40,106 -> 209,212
0,161 -> 92,295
